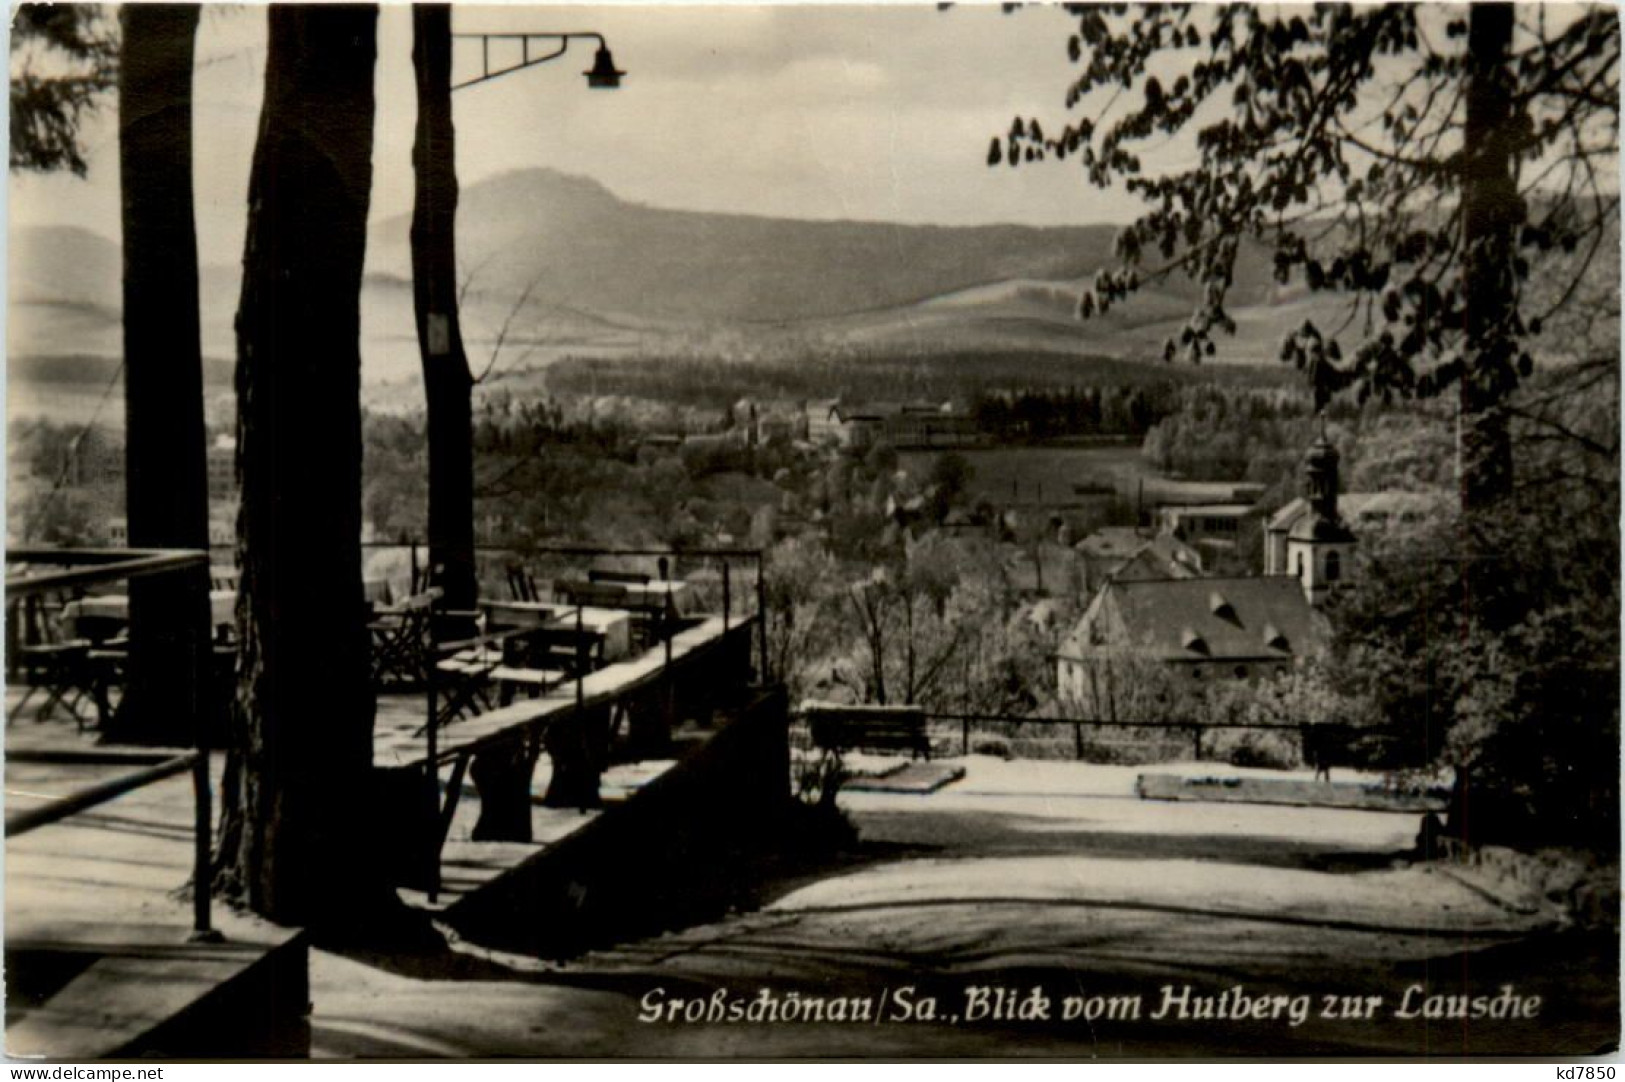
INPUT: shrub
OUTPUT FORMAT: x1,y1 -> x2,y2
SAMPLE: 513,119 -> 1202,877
1205,728 -> 1302,770
970,735 -> 1014,759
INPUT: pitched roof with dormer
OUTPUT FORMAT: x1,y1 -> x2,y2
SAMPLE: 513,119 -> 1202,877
1058,575 -> 1325,664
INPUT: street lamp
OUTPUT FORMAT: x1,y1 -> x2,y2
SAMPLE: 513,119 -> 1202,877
452,31 -> 624,91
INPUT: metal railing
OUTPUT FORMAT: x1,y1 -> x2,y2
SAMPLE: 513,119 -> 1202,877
792,707 -> 1400,764
6,546 -> 219,941
921,711 -> 1317,760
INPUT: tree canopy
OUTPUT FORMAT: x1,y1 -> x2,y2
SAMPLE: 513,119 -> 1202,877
999,3 -> 1619,501
10,3 -> 117,176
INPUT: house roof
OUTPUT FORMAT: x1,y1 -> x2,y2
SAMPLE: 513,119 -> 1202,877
1070,575 -> 1324,663
1074,527 -> 1147,560
1076,529 -> 1201,582
1111,544 -> 1199,582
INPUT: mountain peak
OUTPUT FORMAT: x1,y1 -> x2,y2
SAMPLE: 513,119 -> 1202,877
460,167 -> 621,210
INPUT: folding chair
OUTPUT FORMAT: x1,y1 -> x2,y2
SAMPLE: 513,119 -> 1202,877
368,588 -> 441,689
13,596 -> 93,728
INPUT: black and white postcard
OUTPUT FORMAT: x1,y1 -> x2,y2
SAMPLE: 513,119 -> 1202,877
5,1 -> 1619,1061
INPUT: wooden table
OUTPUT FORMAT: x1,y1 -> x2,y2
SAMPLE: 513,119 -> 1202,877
64,591 -> 236,635
481,601 -> 631,661
618,580 -> 691,615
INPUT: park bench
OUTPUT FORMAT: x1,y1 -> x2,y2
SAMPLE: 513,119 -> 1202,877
805,702 -> 932,760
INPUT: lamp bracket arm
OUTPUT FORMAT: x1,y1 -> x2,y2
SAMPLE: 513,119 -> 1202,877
449,32 -> 607,92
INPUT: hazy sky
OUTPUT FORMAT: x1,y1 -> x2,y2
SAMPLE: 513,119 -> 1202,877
8,3 -> 1157,267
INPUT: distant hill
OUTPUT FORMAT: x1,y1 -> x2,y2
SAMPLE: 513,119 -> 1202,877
6,168 -> 1318,396
368,168 -> 1137,323
8,224 -> 242,369
9,225 -> 122,310
368,167 -> 1292,317
8,353 -> 234,388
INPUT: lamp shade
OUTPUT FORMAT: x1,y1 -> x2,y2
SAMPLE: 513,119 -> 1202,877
585,44 -> 624,88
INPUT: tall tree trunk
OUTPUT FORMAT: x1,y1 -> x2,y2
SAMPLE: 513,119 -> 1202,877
1450,2 -> 1521,842
115,4 -> 211,748
411,4 -> 478,620
217,3 -> 383,929
1459,2 -> 1519,513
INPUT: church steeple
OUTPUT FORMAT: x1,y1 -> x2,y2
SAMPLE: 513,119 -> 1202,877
1286,425 -> 1356,606
1304,431 -> 1342,524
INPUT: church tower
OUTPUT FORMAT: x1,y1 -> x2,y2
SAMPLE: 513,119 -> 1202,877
1285,432 -> 1356,605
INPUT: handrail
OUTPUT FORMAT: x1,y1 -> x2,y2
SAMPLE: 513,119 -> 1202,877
6,547 -> 210,598
213,539 -> 767,560
5,546 -> 219,941
5,753 -> 197,836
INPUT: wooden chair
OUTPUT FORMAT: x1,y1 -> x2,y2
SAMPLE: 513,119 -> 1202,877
13,596 -> 93,728
489,622 -> 606,705
369,588 -> 442,688
507,566 -> 540,603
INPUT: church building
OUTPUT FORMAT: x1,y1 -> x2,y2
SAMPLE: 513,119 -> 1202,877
1263,433 -> 1357,606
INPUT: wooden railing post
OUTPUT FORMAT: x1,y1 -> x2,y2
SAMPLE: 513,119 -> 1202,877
425,612 -> 441,904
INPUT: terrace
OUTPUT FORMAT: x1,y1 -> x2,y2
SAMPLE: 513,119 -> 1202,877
5,542 -> 784,1054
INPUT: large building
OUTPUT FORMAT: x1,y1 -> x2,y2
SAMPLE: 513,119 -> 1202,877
1054,574 -> 1326,711
806,400 -> 978,450
1261,434 -> 1446,605
1153,501 -> 1262,553
1273,435 -> 1356,606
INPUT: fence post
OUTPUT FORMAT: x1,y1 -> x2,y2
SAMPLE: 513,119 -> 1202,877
1191,725 -> 1203,760
190,560 -> 221,942
962,716 -> 970,757
1073,719 -> 1083,761
756,553 -> 769,684
722,559 -> 731,633
577,604 -> 588,718
661,601 -> 673,730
